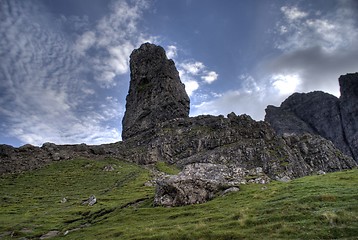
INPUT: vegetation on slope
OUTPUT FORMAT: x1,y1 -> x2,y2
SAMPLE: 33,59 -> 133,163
0,158 -> 357,239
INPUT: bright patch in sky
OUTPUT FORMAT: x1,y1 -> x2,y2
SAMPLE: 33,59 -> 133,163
1,0 -> 358,147
271,74 -> 301,95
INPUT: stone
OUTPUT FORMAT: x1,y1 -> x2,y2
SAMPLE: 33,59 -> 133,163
154,163 -> 243,206
154,163 -> 271,206
103,165 -> 115,171
222,187 -> 240,195
122,43 -> 190,140
82,195 -> 96,206
277,176 -> 291,182
40,230 -> 60,239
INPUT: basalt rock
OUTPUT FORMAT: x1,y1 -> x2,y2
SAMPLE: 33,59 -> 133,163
122,43 -> 190,140
125,113 -> 355,182
265,72 -> 358,162
339,73 -> 358,161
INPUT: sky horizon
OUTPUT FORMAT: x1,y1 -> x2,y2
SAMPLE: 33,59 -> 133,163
1,0 -> 358,147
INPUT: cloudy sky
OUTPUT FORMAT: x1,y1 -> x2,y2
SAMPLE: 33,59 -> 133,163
1,0 -> 357,147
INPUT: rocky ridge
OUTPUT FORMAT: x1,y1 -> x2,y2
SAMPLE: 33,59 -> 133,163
265,73 -> 358,162
0,43 -> 356,206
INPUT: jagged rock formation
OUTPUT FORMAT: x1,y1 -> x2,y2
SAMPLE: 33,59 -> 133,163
124,112 -> 355,180
339,73 -> 358,161
0,43 -> 356,207
122,43 -> 190,140
0,142 -> 125,174
265,72 -> 358,162
154,163 -> 270,207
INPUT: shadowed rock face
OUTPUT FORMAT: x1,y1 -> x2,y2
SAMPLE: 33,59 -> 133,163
339,73 -> 358,161
265,72 -> 358,162
122,43 -> 190,140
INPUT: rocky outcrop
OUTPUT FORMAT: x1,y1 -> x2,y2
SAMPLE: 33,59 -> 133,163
125,113 -> 355,182
122,43 -> 190,140
154,163 -> 269,207
0,142 -> 125,174
339,73 -> 358,161
265,73 -> 358,162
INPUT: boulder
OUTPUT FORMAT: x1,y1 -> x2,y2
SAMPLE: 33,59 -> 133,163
82,195 -> 97,206
154,163 -> 270,206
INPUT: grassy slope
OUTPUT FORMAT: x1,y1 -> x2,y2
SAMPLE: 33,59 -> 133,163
0,159 -> 357,239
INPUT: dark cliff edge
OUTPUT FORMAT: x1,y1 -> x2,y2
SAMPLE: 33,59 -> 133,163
265,73 -> 358,163
1,43 -> 356,206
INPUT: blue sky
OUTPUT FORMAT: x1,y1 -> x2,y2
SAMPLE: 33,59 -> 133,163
1,0 -> 358,147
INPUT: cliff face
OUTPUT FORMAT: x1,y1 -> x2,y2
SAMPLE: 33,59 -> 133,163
124,113 -> 355,180
339,73 -> 358,161
122,43 -> 190,140
265,73 -> 358,162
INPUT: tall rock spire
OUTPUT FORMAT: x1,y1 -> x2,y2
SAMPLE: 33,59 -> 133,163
122,43 -> 190,140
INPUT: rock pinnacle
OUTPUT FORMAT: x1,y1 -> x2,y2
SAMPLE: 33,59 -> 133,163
122,43 -> 190,140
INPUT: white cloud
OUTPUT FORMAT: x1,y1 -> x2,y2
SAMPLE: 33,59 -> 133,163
74,0 -> 150,87
182,79 -> 199,97
277,5 -> 358,52
74,31 -> 96,55
191,89 -> 274,120
166,45 -> 177,59
270,74 -> 301,95
201,71 -> 218,84
281,6 -> 308,21
176,58 -> 219,96
190,71 -> 301,120
180,61 -> 205,75
240,74 -> 261,93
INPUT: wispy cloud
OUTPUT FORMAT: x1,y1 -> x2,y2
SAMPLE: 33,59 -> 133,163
0,0 -> 150,146
280,6 -> 308,21
174,59 -> 219,96
166,45 -> 178,59
201,71 -> 218,84
73,0 -> 150,88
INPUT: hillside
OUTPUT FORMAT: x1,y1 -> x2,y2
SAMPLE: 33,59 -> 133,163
0,158 -> 357,239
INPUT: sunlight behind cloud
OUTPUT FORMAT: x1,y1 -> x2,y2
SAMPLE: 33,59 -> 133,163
271,74 -> 301,95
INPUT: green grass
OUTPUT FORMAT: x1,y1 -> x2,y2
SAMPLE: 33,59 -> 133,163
0,159 -> 357,239
0,158 -> 153,239
155,161 -> 180,175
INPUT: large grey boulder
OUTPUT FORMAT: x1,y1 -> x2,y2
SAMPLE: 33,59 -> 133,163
154,163 -> 270,207
122,43 -> 190,140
